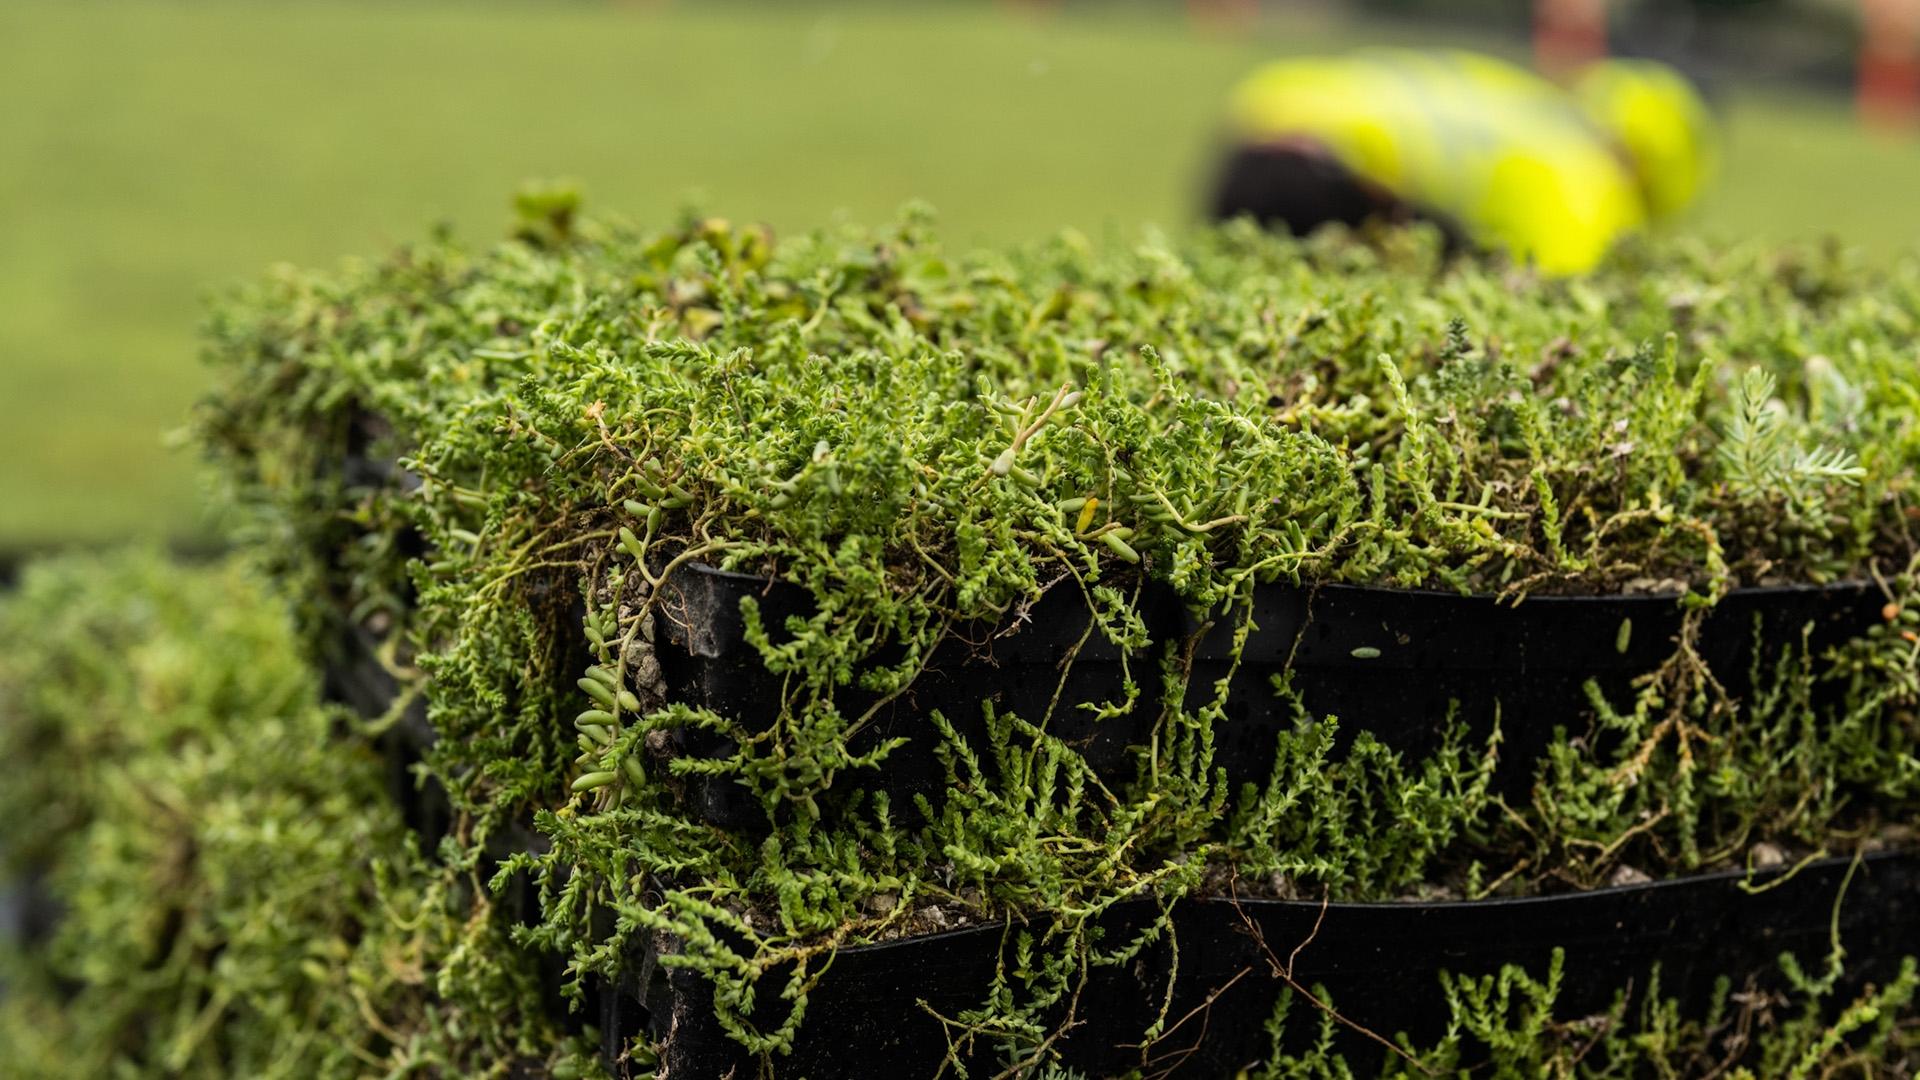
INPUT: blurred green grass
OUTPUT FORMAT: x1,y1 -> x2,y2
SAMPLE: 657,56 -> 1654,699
3,0 -> 1918,548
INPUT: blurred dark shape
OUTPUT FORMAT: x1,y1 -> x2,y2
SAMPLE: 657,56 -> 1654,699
1208,141 -> 1468,250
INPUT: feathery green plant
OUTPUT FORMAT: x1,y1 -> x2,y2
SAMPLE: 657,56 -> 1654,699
0,551 -> 600,1078
194,193 -> 1920,1070
1241,950 -> 1919,1079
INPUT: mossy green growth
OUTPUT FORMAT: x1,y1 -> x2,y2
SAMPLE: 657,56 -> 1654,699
200,199 -> 1920,625
0,551 -> 597,1078
196,195 -> 1920,1069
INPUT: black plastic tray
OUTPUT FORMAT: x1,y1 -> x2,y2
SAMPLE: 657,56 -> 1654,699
321,622 -> 451,845
0,556 -> 42,957
0,869 -> 58,955
654,563 -> 1885,827
600,849 -> 1920,1078
319,622 -> 595,1031
311,541 -> 1908,1075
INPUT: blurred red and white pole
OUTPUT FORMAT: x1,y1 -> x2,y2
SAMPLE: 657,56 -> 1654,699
1859,0 -> 1920,131
1534,0 -> 1608,78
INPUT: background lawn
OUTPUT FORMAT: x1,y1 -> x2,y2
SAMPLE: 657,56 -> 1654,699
3,0 -> 1919,550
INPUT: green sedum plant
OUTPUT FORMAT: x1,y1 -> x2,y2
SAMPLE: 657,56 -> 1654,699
194,192 -> 1920,1071
0,551 -> 600,1078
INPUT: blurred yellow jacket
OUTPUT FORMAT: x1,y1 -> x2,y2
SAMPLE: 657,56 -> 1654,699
1227,50 -> 1650,274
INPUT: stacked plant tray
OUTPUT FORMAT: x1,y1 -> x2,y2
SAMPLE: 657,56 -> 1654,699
203,201 -> 1920,1076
